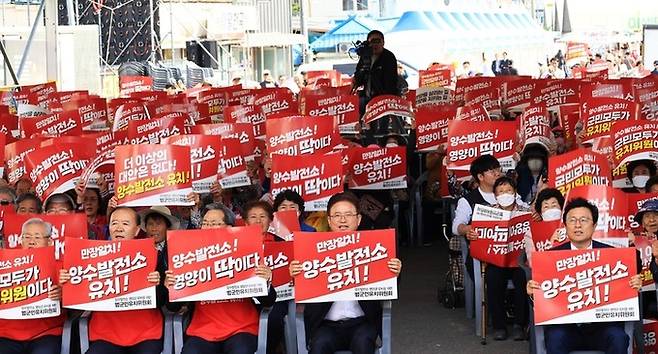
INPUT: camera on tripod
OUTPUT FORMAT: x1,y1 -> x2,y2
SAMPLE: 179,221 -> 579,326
351,40 -> 373,90
353,40 -> 373,58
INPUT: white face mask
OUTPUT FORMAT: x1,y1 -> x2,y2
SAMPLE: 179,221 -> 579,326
496,193 -> 516,207
541,208 -> 562,221
527,159 -> 543,173
633,175 -> 650,189
385,142 -> 398,148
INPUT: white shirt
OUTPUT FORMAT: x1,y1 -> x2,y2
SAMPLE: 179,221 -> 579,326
451,187 -> 497,236
570,241 -> 593,250
324,301 -> 365,321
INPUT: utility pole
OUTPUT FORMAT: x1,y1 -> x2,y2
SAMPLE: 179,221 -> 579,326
299,0 -> 312,63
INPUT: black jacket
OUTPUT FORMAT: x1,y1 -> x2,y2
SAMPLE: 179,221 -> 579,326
304,301 -> 382,344
355,48 -> 399,98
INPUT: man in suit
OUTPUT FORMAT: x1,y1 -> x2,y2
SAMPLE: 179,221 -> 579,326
289,192 -> 402,354
526,198 -> 643,354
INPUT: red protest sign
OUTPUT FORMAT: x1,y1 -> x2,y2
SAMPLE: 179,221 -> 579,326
119,76 -> 153,97
127,116 -> 184,144
162,134 -> 220,194
223,105 -> 266,139
627,193 -> 658,232
266,116 -> 338,156
24,144 -> 93,201
0,246 -> 60,319
530,220 -> 563,253
581,97 -> 638,144
566,185 -> 629,244
166,226 -> 267,302
254,89 -> 297,117
446,120 -> 517,171
565,42 -> 588,65
456,103 -> 490,121
63,97 -> 108,130
271,152 -> 343,211
5,138 -> 45,184
558,104 -> 580,151
418,70 -> 451,88
636,86 -> 658,121
521,103 -> 552,149
532,248 -> 639,325
217,137 -> 251,189
504,78 -> 536,111
267,210 -> 300,241
531,80 -> 580,110
455,76 -> 499,103
415,105 -> 455,152
264,241 -> 294,301
112,102 -> 149,132
20,110 -> 83,138
3,213 -> 87,262
470,205 -> 531,268
62,238 -> 157,311
306,70 -> 342,87
346,147 -> 407,190
197,88 -> 231,116
362,95 -> 414,125
611,120 -> 658,168
633,236 -> 655,288
463,86 -> 501,117
639,320 -> 658,354
114,144 -> 193,207
293,229 -> 398,303
304,95 -> 360,134
581,80 -> 635,102
548,148 -> 611,195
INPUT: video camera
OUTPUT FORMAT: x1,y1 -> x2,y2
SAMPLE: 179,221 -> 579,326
351,40 -> 373,89
353,40 -> 373,58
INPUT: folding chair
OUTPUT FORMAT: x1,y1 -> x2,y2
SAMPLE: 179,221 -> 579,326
79,309 -> 174,354
294,301 -> 392,354
172,306 -> 271,354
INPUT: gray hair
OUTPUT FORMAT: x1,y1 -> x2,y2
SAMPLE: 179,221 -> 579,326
202,203 -> 236,226
21,218 -> 53,238
0,186 -> 17,203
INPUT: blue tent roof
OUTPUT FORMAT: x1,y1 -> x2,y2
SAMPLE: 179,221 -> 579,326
388,10 -> 544,34
389,11 -> 436,32
310,16 -> 387,52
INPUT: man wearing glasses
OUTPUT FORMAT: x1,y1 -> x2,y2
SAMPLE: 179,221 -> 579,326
526,198 -> 642,354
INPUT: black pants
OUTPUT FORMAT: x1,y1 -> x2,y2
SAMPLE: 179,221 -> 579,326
86,339 -> 162,354
309,317 -> 377,354
182,334 -> 256,354
485,265 -> 528,330
544,322 -> 628,354
267,301 -> 288,354
0,335 -> 61,354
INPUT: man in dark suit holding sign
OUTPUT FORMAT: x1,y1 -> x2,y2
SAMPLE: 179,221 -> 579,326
526,198 -> 642,354
289,192 -> 402,354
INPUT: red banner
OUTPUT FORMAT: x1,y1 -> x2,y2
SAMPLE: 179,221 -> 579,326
293,229 -> 398,303
532,248 -> 639,325
114,144 -> 193,207
362,95 -> 414,125
20,110 -> 83,138
197,88 -> 229,116
566,185 -> 629,244
418,70 -> 451,88
531,80 -> 580,110
126,116 -> 184,144
504,78 -> 536,111
565,42 -> 588,66
548,148 -> 611,195
162,134 -> 220,194
62,238 -> 157,311
415,105 -> 455,151
530,220 -> 563,253
581,97 -> 638,144
0,246 -> 60,319
217,137 -> 251,189
264,241 -> 294,301
456,103 -> 490,121
463,87 -> 501,117
446,120 -> 517,171
633,236 -> 654,288
266,116 -> 338,157
470,205 -> 531,268
254,89 -> 297,117
119,76 -> 153,97
24,144 -> 93,201
267,210 -> 300,241
304,94 -> 360,134
167,226 -> 267,302
581,80 -> 635,102
611,120 -> 658,168
346,147 -> 407,190
636,86 -> 658,121
112,102 -> 149,132
271,152 -> 343,211
222,105 -> 266,139
5,139 -> 44,184
521,103 -> 552,149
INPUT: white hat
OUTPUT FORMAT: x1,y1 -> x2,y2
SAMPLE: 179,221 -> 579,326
139,206 -> 180,231
263,69 -> 271,75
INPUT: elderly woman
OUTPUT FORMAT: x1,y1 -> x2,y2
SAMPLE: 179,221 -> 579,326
166,203 -> 276,354
523,188 -> 566,263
